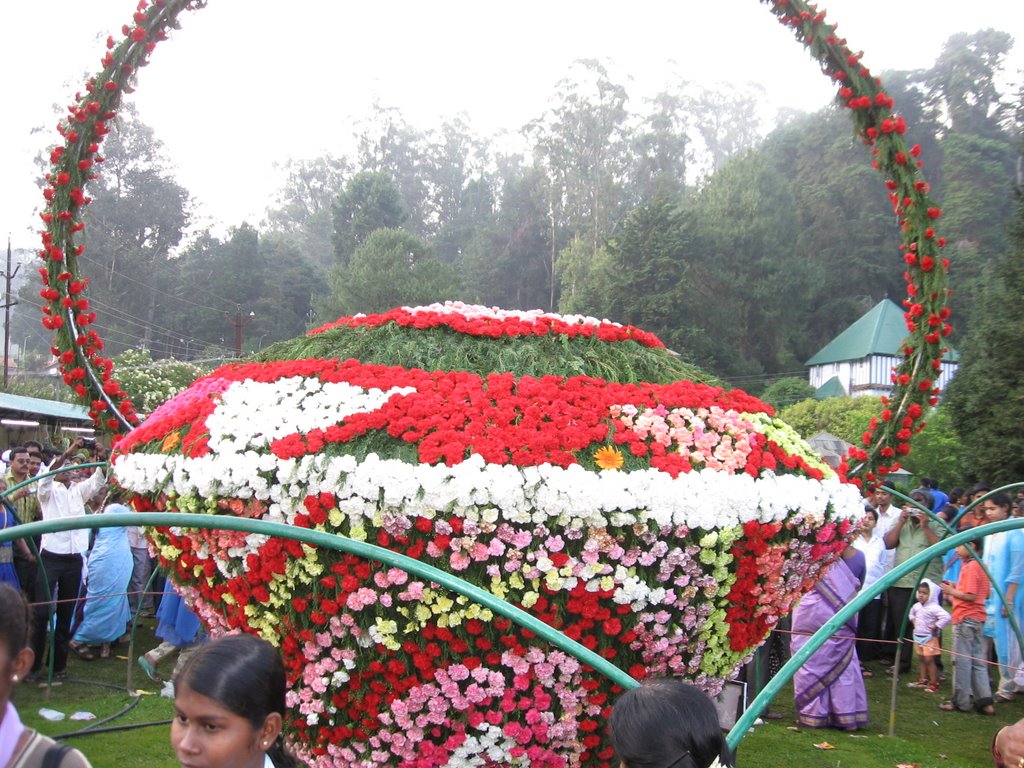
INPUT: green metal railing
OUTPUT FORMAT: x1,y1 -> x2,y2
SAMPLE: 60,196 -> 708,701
0,509 -> 639,691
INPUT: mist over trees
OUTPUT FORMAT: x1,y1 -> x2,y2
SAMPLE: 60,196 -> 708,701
13,29 -> 1022,405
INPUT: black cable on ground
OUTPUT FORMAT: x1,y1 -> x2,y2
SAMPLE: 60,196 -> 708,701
48,677 -> 165,741
54,719 -> 173,740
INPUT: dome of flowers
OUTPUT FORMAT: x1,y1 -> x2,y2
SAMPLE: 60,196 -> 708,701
113,302 -> 862,767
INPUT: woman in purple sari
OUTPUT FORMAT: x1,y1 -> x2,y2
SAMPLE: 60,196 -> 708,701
790,546 -> 869,730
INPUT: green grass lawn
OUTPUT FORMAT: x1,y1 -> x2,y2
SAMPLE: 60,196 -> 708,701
16,617 -> 179,768
15,633 -> 1018,768
740,656 -> 1018,768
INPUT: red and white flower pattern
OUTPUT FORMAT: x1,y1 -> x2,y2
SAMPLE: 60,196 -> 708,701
113,303 -> 861,768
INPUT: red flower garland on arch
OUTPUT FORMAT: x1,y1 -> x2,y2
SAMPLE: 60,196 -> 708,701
763,0 -> 952,485
37,0 -> 949,484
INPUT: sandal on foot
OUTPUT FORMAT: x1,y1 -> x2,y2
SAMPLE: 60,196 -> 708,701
907,679 -> 930,689
69,640 -> 94,661
939,700 -> 967,712
979,704 -> 997,716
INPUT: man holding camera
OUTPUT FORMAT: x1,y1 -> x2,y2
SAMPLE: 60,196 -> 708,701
883,488 -> 944,676
27,437 -> 108,684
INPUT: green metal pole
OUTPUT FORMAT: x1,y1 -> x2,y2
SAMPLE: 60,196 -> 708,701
1,511 -> 640,692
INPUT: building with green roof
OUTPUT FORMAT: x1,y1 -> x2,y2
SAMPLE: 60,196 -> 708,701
806,299 -> 959,398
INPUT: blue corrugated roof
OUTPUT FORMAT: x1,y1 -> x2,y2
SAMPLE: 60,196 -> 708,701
0,393 -> 90,421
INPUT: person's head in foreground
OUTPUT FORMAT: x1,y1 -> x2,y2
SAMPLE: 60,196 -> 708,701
172,633 -> 297,768
610,678 -> 735,768
0,583 -> 92,766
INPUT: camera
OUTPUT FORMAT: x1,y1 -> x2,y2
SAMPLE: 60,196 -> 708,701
81,438 -> 97,449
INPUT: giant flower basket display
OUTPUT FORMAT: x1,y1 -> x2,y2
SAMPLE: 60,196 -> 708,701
112,302 -> 863,765
36,0 -> 954,766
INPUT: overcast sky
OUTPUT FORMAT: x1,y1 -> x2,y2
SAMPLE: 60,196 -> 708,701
2,0 -> 1022,251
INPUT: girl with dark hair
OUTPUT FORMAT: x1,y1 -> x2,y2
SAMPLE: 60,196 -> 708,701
610,678 -> 734,768
171,633 -> 298,768
0,582 -> 92,767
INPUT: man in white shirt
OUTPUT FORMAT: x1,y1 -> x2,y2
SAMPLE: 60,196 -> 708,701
869,488 -> 900,666
28,438 -> 108,683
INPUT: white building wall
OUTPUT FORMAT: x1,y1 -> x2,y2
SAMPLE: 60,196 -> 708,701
809,354 -> 959,398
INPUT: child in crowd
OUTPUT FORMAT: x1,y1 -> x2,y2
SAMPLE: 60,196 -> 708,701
939,540 -> 995,714
908,578 -> 951,693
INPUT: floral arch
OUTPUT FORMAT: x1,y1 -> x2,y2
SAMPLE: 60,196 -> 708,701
35,1 -> 952,766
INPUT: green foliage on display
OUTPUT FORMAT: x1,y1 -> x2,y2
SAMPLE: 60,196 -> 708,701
759,377 -> 817,411
258,319 -> 717,387
897,404 -> 964,485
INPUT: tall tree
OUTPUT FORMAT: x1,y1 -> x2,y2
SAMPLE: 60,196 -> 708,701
936,131 -> 1015,323
559,193 -> 686,338
322,228 -> 462,316
72,107 -> 190,356
685,83 -> 767,179
354,104 -> 430,236
331,171 -> 408,266
944,183 -> 1024,485
423,116 -> 491,259
264,154 -> 350,270
760,105 -> 908,357
689,150 -> 804,375
526,59 -> 631,307
925,30 -> 1014,139
628,89 -> 691,203
459,162 -> 554,310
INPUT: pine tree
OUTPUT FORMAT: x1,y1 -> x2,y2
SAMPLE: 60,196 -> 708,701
944,181 -> 1024,484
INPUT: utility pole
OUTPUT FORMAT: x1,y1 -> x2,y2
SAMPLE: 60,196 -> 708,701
229,304 -> 255,358
2,237 -> 20,387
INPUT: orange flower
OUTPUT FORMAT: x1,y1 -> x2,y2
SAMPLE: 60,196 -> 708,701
593,446 -> 623,471
161,431 -> 181,453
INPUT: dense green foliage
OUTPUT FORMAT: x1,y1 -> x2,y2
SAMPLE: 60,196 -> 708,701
777,396 -> 882,446
12,30 -> 1020,399
897,404 -> 965,485
759,377 -> 816,410
944,186 -> 1024,485
111,348 -> 208,413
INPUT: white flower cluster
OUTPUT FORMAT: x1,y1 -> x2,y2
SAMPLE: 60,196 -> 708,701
445,725 -> 528,767
405,300 -> 627,331
205,377 -> 415,454
114,376 -> 862,578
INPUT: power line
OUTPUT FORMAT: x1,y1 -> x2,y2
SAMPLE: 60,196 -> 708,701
77,254 -> 233,314
18,294 -> 233,358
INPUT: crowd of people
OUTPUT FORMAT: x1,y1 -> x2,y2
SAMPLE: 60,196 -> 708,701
782,477 -> 1024,734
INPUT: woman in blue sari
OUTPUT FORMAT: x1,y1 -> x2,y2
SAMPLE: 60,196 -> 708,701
69,498 -> 133,659
790,545 -> 869,730
0,500 -> 23,589
0,483 -> 34,590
